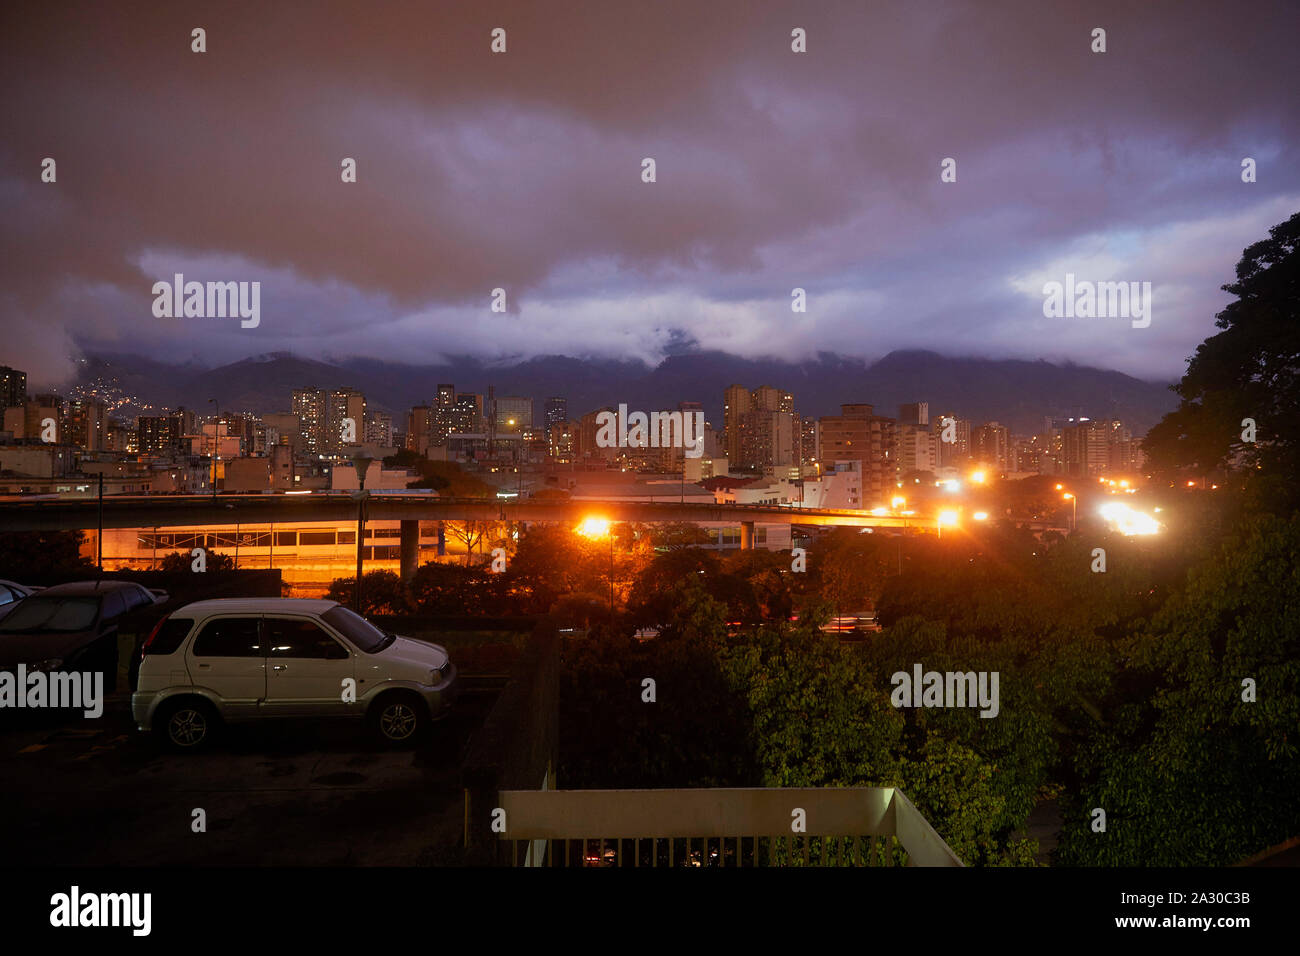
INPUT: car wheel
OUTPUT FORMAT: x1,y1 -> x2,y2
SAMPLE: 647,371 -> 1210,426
369,693 -> 427,747
155,699 -> 217,752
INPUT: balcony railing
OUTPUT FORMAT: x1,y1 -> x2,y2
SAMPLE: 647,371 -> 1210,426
498,786 -> 964,867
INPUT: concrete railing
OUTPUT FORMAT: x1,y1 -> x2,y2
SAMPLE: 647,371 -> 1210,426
496,786 -> 964,867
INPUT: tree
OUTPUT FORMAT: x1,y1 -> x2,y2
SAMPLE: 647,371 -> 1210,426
325,569 -> 410,615
407,561 -> 503,615
444,520 -> 505,566
1056,515 -> 1300,866
1144,211 -> 1300,491
0,530 -> 94,577
158,549 -> 234,572
648,522 -> 714,550
508,523 -> 611,613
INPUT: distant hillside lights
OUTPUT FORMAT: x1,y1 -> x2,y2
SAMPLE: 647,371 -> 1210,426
595,404 -> 706,458
1042,274 -> 1151,329
151,274 -> 260,329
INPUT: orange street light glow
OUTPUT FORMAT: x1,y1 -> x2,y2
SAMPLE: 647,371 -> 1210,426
973,511 -> 989,521
1099,501 -> 1161,536
970,470 -> 986,484
891,496 -> 906,509
938,509 -> 959,526
577,517 -> 611,538
1055,483 -> 1064,490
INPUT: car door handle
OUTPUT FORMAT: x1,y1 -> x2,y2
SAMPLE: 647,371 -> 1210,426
272,664 -> 288,671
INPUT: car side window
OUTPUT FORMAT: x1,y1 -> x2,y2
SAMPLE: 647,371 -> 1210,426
0,586 -> 15,605
192,618 -> 264,658
264,618 -> 349,660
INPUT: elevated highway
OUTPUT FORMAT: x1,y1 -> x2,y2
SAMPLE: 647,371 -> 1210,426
0,493 -> 929,534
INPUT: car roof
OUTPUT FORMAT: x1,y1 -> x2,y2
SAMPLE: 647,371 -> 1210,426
37,580 -> 145,596
173,597 -> 341,617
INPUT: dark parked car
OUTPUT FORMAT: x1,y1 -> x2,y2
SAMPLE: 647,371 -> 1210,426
0,579 -> 41,622
0,580 -> 166,692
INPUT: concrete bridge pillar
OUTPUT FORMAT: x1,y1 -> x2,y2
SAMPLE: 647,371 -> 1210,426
740,520 -> 755,550
400,519 -> 420,582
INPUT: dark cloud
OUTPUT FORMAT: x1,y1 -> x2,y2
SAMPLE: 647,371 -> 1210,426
1,0 -> 1297,386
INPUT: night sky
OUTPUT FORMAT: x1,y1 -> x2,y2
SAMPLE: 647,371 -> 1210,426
2,0 -> 1297,386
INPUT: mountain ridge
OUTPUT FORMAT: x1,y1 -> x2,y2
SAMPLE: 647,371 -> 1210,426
71,349 -> 1177,435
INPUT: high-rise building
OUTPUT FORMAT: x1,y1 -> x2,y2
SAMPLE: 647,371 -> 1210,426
453,393 -> 484,434
896,424 -> 937,477
0,366 -> 27,409
1061,419 -> 1110,476
406,406 -> 432,455
329,387 -> 366,453
972,422 -> 1011,473
65,398 -> 108,452
292,388 -> 329,457
544,397 -> 567,433
137,408 -> 192,457
738,409 -> 797,469
898,402 -> 929,427
801,417 -> 819,467
292,386 -> 364,456
495,396 -> 532,433
723,384 -> 752,462
19,393 -> 66,443
579,407 -> 616,460
726,384 -> 796,469
548,419 -> 577,460
818,404 -> 896,503
933,413 -> 971,468
364,410 -> 393,446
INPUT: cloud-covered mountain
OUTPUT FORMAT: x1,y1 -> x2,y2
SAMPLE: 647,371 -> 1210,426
76,349 -> 1177,435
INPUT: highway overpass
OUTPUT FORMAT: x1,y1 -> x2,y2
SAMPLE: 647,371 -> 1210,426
0,493 -> 929,535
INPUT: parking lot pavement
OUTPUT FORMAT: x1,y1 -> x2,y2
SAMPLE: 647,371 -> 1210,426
0,689 -> 498,866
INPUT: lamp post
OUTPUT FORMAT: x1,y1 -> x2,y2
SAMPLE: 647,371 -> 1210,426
1063,492 -> 1076,532
208,398 -> 219,502
577,517 -> 615,618
352,453 -> 373,612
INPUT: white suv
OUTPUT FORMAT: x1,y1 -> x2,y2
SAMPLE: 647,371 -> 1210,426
132,598 -> 458,750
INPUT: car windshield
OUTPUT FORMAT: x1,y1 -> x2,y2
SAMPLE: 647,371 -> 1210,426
321,605 -> 392,653
0,596 -> 100,633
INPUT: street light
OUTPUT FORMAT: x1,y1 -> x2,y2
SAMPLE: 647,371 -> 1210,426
577,517 -> 615,616
208,398 -> 219,502
1063,492 -> 1076,531
937,509 -> 959,540
351,453 -> 374,612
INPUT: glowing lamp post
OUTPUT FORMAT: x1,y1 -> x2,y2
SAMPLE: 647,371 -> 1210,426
578,517 -> 615,616
351,453 -> 374,612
